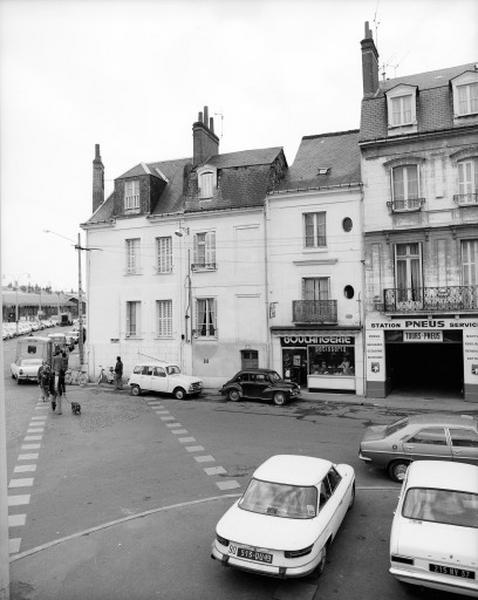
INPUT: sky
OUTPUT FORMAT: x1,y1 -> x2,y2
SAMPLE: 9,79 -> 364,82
1,0 -> 477,292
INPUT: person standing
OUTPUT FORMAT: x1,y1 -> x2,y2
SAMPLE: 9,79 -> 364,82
59,350 -> 69,397
38,361 -> 51,402
114,356 -> 123,390
52,349 -> 64,414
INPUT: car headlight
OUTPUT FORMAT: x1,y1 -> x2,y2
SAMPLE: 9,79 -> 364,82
19,369 -> 24,375
284,544 -> 313,558
216,533 -> 229,547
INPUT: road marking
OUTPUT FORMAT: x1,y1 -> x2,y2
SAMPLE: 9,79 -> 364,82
31,416 -> 46,421
171,429 -> 188,435
9,539 -> 21,554
194,455 -> 215,463
185,445 -> 205,452
21,444 -> 41,450
216,480 -> 241,491
24,436 -> 42,441
204,466 -> 227,476
34,406 -> 48,410
10,493 -> 242,563
27,428 -> 44,433
166,423 -> 182,428
7,495 -> 30,506
8,514 -> 26,527
155,411 -> 170,415
18,453 -> 39,460
14,465 -> 37,473
159,416 -> 175,421
9,478 -> 34,488
178,437 -> 196,443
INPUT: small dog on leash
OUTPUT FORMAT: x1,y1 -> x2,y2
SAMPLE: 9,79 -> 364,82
71,402 -> 81,415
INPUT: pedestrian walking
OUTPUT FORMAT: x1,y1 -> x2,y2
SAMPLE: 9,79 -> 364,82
51,349 -> 64,414
59,350 -> 69,397
38,361 -> 51,402
114,356 -> 123,390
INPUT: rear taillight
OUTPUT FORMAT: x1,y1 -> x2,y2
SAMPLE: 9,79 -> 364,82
284,545 -> 313,558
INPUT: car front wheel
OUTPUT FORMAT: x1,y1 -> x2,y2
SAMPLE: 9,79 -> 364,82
130,385 -> 141,397
316,545 -> 327,576
388,460 -> 410,482
228,389 -> 241,402
173,387 -> 186,400
273,391 -> 287,406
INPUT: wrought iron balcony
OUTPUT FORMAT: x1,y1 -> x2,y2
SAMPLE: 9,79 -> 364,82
386,198 -> 425,213
191,262 -> 217,272
383,286 -> 478,313
292,300 -> 337,324
453,192 -> 478,206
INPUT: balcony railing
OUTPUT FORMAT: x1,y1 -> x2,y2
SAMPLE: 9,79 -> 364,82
191,262 -> 216,272
383,286 -> 478,313
453,192 -> 478,206
292,300 -> 337,324
386,198 -> 425,213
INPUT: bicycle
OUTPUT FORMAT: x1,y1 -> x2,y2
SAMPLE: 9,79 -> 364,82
97,365 -> 115,385
64,369 -> 89,386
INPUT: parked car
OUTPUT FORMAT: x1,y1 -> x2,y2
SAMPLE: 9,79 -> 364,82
359,414 -> 478,482
389,460 -> 478,597
211,454 -> 355,578
220,369 -> 300,406
10,358 -> 43,383
128,361 -> 203,400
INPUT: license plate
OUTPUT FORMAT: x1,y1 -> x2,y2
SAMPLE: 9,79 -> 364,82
236,546 -> 273,564
429,564 -> 475,579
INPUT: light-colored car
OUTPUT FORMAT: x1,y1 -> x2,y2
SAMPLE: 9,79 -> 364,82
390,460 -> 478,597
128,361 -> 203,399
211,454 -> 355,578
10,358 -> 43,383
359,414 -> 478,482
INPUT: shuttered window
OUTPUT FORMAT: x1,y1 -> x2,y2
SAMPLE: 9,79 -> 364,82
156,236 -> 172,273
124,180 -> 140,211
193,231 -> 216,269
126,238 -> 141,274
126,301 -> 141,337
304,213 -> 326,248
156,300 -> 172,337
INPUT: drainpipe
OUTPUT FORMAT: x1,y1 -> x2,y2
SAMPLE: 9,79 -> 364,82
359,183 -> 368,399
264,197 -> 271,368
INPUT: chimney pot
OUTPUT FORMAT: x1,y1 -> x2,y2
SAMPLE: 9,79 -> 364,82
203,106 -> 209,126
92,143 -> 105,213
209,117 -> 214,133
192,106 -> 219,167
198,111 -> 203,123
361,21 -> 379,97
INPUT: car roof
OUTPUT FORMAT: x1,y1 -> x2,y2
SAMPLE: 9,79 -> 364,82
235,369 -> 277,375
405,413 -> 478,428
252,455 -> 332,486
135,361 -> 176,367
406,460 -> 478,494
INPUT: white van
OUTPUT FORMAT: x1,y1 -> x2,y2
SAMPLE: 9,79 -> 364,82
128,361 -> 203,399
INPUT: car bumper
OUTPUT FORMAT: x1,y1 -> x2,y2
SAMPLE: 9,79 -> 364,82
390,566 -> 478,597
358,452 -> 372,462
211,544 -> 321,579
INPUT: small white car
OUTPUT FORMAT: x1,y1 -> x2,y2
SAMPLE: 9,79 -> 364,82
128,361 -> 203,400
10,358 -> 43,383
211,454 -> 355,578
390,460 -> 478,597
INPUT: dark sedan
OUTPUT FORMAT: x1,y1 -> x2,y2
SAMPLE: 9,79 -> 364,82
359,414 -> 478,482
220,369 -> 300,406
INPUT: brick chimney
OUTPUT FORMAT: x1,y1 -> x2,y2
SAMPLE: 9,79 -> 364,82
192,105 -> 219,167
92,143 -> 104,213
361,21 -> 379,98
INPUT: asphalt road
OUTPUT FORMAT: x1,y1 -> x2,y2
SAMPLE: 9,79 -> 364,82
3,332 -> 467,600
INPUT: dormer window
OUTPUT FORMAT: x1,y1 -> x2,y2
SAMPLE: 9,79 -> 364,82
451,71 -> 478,118
385,84 -> 417,131
197,166 -> 217,199
124,180 -> 140,212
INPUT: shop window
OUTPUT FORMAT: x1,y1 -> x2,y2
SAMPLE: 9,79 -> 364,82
308,340 -> 355,377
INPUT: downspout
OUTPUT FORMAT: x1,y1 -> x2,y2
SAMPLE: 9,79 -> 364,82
264,195 -> 271,368
359,182 -> 367,399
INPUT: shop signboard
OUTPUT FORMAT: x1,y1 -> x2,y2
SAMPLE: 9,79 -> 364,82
403,330 -> 443,342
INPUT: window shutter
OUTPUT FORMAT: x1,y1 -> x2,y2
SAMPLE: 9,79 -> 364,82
206,231 -> 216,266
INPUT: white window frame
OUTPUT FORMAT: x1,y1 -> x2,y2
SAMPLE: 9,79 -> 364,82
390,164 -> 422,211
462,239 -> 478,286
124,180 -> 140,211
193,231 -> 216,270
394,242 -> 423,303
385,84 -> 417,129
452,72 -> 478,118
126,301 -> 141,338
457,158 -> 478,204
195,297 -> 217,338
156,236 -> 172,273
304,212 -> 326,248
302,277 -> 330,300
156,300 -> 173,337
125,238 -> 141,274
197,165 -> 217,199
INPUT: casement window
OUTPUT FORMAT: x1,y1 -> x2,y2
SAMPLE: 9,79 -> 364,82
390,95 -> 413,126
457,158 -> 478,204
304,212 -> 326,248
124,180 -> 140,211
193,231 -> 216,270
457,82 -> 478,116
195,298 -> 216,337
391,165 -> 420,209
126,238 -> 141,274
302,277 -> 330,301
395,243 -> 423,302
156,236 -> 172,273
199,171 -> 215,198
126,301 -> 141,337
385,84 -> 417,130
156,300 -> 173,337
462,240 -> 478,286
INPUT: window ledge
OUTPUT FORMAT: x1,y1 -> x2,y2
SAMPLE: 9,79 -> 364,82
155,270 -> 173,275
124,272 -> 143,276
125,336 -> 144,340
154,336 -> 174,340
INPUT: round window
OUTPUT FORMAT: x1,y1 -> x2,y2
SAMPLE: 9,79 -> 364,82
342,217 -> 353,232
344,285 -> 355,299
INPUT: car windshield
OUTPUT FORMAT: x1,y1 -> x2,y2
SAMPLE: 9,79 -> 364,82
385,417 -> 409,436
403,487 -> 478,528
269,371 -> 281,383
166,365 -> 181,375
239,478 -> 317,519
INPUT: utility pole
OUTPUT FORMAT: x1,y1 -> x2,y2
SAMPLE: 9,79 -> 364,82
75,233 -> 85,367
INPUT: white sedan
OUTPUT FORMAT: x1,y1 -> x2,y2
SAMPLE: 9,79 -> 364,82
211,454 -> 355,578
390,460 -> 478,597
10,358 -> 43,383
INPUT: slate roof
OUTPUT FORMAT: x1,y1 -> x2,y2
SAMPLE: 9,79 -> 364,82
207,147 -> 283,169
273,130 -> 361,193
380,63 -> 477,93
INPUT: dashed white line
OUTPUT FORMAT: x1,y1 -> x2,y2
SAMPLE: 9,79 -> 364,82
216,480 -> 241,491
14,465 -> 37,473
204,466 -> 227,476
160,416 -> 175,422
24,435 -> 42,441
8,539 -> 21,554
194,455 -> 215,463
166,423 -> 182,428
185,445 -> 205,452
154,411 -> 170,415
34,406 -> 48,410
178,437 -> 196,443
8,514 -> 26,527
7,495 -> 31,506
9,478 -> 34,488
171,429 -> 188,435
31,416 -> 46,420
21,444 -> 41,450
27,428 -> 44,434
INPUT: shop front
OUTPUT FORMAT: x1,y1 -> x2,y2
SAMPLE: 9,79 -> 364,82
365,317 -> 478,402
271,330 -> 362,393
